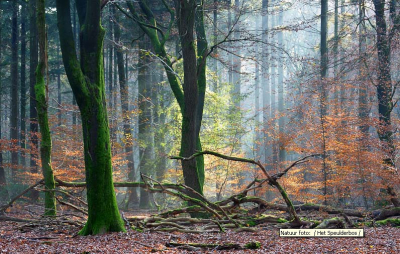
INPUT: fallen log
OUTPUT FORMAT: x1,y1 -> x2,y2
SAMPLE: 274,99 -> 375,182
373,207 -> 400,221
166,241 -> 261,250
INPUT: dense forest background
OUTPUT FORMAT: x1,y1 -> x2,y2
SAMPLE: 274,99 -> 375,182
0,0 -> 399,222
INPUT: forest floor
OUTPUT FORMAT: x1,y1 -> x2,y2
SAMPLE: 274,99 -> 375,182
0,221 -> 399,253
0,207 -> 399,253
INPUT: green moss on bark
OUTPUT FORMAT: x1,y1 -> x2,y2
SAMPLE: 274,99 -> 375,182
36,0 -> 56,217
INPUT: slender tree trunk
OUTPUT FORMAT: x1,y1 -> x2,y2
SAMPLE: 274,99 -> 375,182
29,0 -> 39,201
262,0 -> 270,166
10,1 -> 19,180
20,3 -> 27,168
339,0 -> 345,106
372,0 -> 400,207
270,2 -> 277,168
358,0 -> 369,208
213,0 -> 218,91
321,0 -> 329,205
232,0 -> 241,109
155,76 -> 167,181
254,17 -> 260,160
36,0 -> 56,216
277,5 -> 285,163
138,37 -> 153,208
56,0 -> 125,235
0,13 -> 8,202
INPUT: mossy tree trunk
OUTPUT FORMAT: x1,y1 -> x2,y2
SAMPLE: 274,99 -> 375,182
55,0 -> 125,235
194,0 -> 208,189
35,0 -> 56,216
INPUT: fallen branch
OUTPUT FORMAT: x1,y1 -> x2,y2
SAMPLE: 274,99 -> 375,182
0,179 -> 44,213
166,242 -> 242,250
0,215 -> 38,223
171,151 -> 307,224
56,197 -> 88,215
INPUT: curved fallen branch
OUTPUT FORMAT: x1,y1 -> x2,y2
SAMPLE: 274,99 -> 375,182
171,151 -> 319,225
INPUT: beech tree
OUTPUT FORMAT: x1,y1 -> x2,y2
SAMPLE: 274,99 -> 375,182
35,0 -> 56,216
55,0 -> 125,235
372,0 -> 400,207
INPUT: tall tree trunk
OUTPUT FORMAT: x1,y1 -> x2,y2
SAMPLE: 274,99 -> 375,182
36,0 -> 56,216
113,7 -> 138,207
321,0 -> 329,205
262,0 -> 270,165
10,1 -> 19,180
20,3 -> 27,168
108,7 -> 114,149
195,0 -> 208,191
213,0 -> 218,91
277,4 -> 285,163
72,4 -> 78,127
56,0 -> 125,235
372,0 -> 399,207
175,0 -> 202,196
232,0 -> 241,109
29,0 -> 39,200
138,37 -> 153,208
0,12 -> 8,202
358,0 -> 369,208
270,2 -> 277,168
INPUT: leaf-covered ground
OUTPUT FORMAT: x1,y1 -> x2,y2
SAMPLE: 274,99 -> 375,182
1,220 -> 399,253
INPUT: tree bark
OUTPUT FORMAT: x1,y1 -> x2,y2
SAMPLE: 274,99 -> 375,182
29,0 -> 39,201
175,0 -> 202,196
373,0 -> 400,207
55,0 -> 125,235
262,0 -> 270,165
20,2 -> 27,168
35,0 -> 56,216
277,4 -> 285,162
320,0 -> 329,205
0,13 -> 8,202
10,0 -> 19,179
